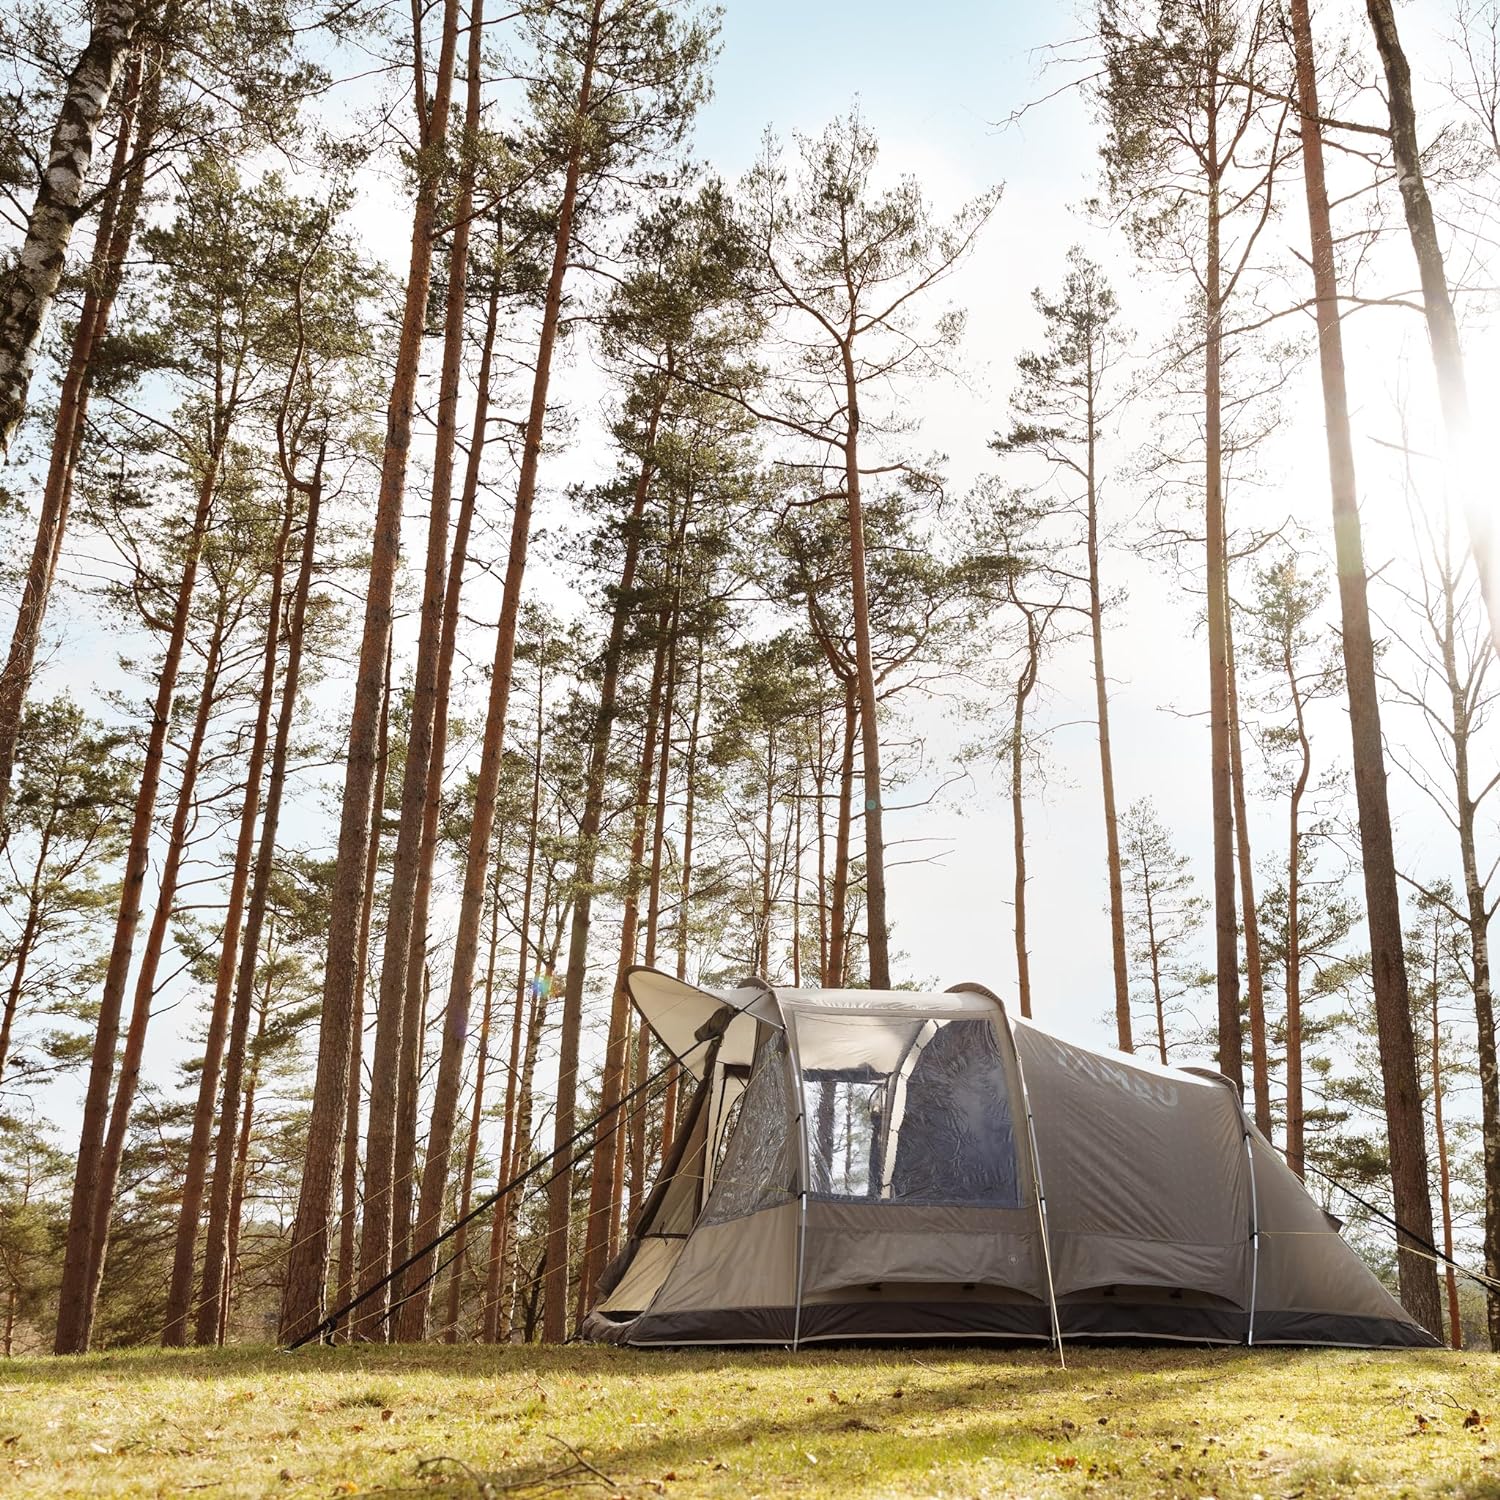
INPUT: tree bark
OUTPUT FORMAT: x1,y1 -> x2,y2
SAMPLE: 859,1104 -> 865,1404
1430,525 -> 1500,1341
220,964 -> 271,1342
662,637 -> 706,1155
0,0 -> 145,454
1284,623 -> 1312,1180
1226,588 -> 1270,1132
409,0 -> 606,1347
1086,372 -> 1131,1051
55,444 -> 221,1355
1426,913 -> 1462,1348
442,864 -> 501,1341
1289,0 -> 1441,1334
86,589 -> 230,1326
827,682 -> 857,989
0,38 -> 157,824
359,0 -> 484,1338
279,0 -> 463,1344
203,467 -> 323,1343
1364,0 -> 1500,661
576,603 -> 672,1322
840,346 -> 891,989
483,655 -> 546,1343
337,641 -> 392,1339
1204,124 -> 1244,1097
1010,612 -> 1042,1019
632,606 -> 678,1221
162,495 -> 293,1345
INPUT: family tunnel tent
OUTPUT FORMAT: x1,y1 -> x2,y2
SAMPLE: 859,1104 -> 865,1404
583,969 -> 1437,1349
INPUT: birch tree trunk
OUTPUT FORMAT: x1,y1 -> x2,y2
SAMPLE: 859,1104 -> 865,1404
0,0 -> 146,454
0,37 -> 158,824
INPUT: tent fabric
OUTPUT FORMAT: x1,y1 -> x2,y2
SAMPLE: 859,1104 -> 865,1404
585,968 -> 1438,1350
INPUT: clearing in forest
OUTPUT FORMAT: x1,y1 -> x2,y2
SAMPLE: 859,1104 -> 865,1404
0,1343 -> 1492,1498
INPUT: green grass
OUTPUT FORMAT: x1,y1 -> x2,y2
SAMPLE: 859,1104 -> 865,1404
0,1342 -> 1495,1498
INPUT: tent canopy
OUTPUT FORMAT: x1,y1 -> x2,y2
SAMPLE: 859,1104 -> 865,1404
589,967 -> 1437,1351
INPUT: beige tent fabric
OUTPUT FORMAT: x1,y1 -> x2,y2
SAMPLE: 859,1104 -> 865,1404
1248,1132 -> 1413,1332
587,969 -> 1437,1350
1013,1022 -> 1251,1305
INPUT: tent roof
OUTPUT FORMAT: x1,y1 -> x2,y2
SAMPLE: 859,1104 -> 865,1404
625,968 -> 1229,1091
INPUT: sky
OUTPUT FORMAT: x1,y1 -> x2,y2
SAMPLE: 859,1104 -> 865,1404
14,0 -> 1500,1178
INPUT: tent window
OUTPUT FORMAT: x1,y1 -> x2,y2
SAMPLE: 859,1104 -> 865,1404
699,1030 -> 796,1226
797,1013 -> 1022,1208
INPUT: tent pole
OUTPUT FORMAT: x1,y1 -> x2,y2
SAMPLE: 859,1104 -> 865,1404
1012,1027 -> 1065,1368
1244,1128 -> 1260,1346
790,1041 -> 810,1352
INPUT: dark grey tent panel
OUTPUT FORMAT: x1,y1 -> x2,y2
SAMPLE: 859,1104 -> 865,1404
584,970 -> 1438,1350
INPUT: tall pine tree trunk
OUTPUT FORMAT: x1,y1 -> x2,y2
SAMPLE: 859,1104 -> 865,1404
356,0 -> 481,1340
86,594 -> 230,1323
203,468 -> 323,1342
1431,534 -> 1500,1341
483,660 -> 545,1343
1204,138 -> 1245,1097
220,967 -> 271,1342
828,681 -> 857,989
1284,631 -> 1312,1180
1010,612 -> 1042,1019
1364,0 -> 1500,659
279,0 -> 463,1345
576,607 -> 672,1321
840,351 -> 890,988
1086,379 -> 1131,1050
1289,0 -> 1440,1334
55,444 -> 221,1354
163,496 -> 292,1345
1426,914 -> 1462,1348
411,1 -> 607,1345
443,866 -> 502,1341
337,644 -> 391,1338
1226,588 -> 1270,1131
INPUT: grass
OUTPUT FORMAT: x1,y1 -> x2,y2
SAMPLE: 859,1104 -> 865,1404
0,1342 -> 1496,1498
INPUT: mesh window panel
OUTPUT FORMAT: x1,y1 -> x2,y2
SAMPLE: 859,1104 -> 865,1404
801,1014 -> 1022,1208
699,1030 -> 796,1226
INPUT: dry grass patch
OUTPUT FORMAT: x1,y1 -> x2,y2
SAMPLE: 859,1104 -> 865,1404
0,1341 -> 1493,1498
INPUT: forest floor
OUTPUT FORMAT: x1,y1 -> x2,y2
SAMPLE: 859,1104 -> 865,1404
0,1341 -> 1494,1499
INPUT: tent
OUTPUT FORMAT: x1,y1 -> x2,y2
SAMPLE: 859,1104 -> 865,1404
583,968 -> 1437,1349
